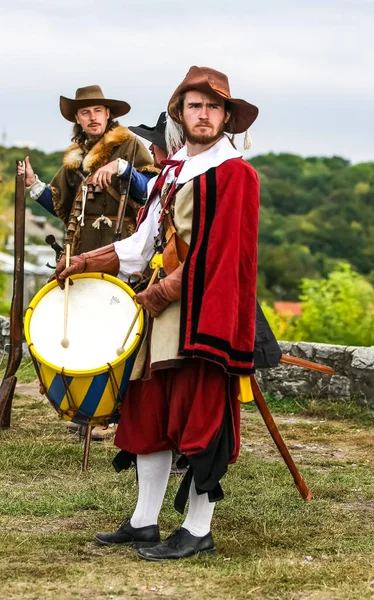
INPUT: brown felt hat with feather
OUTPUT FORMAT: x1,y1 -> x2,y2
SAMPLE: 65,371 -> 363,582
60,85 -> 131,122
168,66 -> 258,134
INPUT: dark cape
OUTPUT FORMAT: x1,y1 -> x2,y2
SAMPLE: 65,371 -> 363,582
254,301 -> 282,369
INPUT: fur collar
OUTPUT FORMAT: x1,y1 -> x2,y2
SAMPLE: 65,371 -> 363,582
63,126 -> 134,173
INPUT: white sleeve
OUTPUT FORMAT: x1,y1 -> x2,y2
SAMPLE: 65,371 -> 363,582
113,199 -> 161,282
27,174 -> 47,200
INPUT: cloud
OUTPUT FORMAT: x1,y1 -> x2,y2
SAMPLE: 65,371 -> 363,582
0,0 -> 373,162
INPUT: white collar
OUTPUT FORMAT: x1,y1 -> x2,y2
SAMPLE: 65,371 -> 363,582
165,135 -> 242,184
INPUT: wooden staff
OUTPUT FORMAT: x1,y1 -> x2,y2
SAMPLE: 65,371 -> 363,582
116,265 -> 160,356
61,244 -> 71,348
0,163 -> 26,428
250,374 -> 312,501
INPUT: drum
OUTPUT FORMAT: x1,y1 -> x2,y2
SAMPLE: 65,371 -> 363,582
24,273 -> 143,426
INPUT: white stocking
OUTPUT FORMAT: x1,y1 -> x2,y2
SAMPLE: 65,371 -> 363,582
182,477 -> 215,537
130,450 -> 172,528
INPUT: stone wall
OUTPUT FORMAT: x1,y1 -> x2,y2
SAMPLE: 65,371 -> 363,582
258,341 -> 374,405
0,317 -> 29,359
1,315 -> 373,404
0,316 -> 10,352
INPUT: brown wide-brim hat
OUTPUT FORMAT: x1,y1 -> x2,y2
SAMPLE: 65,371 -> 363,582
60,85 -> 131,123
168,66 -> 258,134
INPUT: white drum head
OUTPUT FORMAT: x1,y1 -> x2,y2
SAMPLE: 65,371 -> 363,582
28,275 -> 141,372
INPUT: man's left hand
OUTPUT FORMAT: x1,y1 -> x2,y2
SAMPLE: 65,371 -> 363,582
135,285 -> 170,318
90,160 -> 118,189
135,265 -> 184,318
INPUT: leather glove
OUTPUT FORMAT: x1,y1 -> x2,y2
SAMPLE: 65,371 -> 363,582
55,244 -> 119,289
135,264 -> 183,318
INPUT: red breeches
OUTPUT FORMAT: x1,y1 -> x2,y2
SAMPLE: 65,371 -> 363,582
114,358 -> 240,461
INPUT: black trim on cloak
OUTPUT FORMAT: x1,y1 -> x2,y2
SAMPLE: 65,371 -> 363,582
190,168 -> 216,342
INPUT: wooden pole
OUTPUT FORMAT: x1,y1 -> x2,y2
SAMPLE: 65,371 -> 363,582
0,164 -> 26,428
82,425 -> 93,471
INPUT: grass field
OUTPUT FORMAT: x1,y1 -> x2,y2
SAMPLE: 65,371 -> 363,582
1,369 -> 374,599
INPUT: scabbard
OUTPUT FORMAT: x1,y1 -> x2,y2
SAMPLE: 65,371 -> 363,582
280,354 -> 335,375
250,374 -> 312,501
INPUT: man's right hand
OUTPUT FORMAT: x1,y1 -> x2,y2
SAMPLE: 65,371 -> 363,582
54,244 -> 119,289
54,254 -> 86,288
17,157 -> 36,187
90,160 -> 119,189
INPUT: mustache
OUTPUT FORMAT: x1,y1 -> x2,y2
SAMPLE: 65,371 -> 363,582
194,121 -> 212,128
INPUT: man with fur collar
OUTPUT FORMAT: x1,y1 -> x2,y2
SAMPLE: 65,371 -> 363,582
20,85 -> 158,254
56,66 -> 260,560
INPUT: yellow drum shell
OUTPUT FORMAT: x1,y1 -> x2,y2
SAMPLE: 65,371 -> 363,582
24,273 -> 143,426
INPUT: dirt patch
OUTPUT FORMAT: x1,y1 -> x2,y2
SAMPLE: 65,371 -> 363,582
2,515 -> 90,535
240,411 -> 374,465
240,413 -> 344,462
15,381 -> 42,399
289,593 -> 341,600
338,501 -> 374,512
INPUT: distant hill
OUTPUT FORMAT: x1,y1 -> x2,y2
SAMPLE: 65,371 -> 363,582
0,144 -> 63,224
1,144 -> 373,301
250,153 -> 374,301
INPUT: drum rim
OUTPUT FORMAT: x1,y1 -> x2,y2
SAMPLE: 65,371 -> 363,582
24,272 -> 144,377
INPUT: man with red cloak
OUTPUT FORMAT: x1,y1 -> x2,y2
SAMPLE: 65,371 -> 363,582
56,65 -> 260,561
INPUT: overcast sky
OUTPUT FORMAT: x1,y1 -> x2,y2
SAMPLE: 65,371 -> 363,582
0,0 -> 372,163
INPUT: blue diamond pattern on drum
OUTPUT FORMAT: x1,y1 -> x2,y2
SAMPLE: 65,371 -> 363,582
73,372 -> 111,422
49,373 -> 74,408
119,354 -> 136,399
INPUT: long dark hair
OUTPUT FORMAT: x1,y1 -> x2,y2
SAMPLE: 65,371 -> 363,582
71,117 -> 119,146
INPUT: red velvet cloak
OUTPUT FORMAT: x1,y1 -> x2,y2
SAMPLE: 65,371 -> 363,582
178,158 -> 259,375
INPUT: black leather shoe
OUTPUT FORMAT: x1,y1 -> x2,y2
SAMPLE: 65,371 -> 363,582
95,518 -> 160,547
137,527 -> 216,561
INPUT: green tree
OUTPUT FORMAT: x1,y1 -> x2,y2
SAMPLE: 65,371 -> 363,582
258,243 -> 319,300
0,144 -> 63,229
296,264 -> 374,346
260,301 -> 298,341
0,271 -> 10,315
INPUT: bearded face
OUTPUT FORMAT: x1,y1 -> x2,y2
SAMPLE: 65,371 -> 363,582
179,90 -> 230,147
